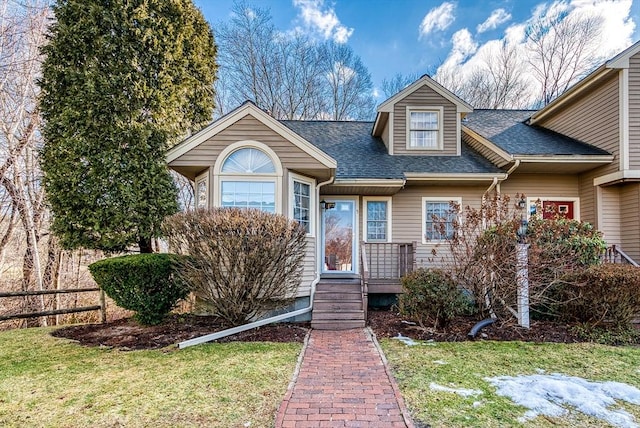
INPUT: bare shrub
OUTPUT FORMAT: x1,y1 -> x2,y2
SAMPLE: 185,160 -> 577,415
434,194 -> 605,321
558,264 -> 640,328
163,208 -> 307,326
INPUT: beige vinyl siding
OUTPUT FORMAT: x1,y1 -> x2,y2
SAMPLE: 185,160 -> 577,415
537,73 -> 620,176
599,186 -> 622,248
500,174 -> 579,199
391,185 -> 486,268
629,53 -> 640,169
578,171 -> 597,226
381,117 -> 390,151
393,85 -> 458,155
297,238 -> 316,297
620,184 -> 640,261
169,115 -> 328,172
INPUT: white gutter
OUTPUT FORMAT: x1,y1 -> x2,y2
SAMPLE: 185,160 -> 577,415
179,174 -> 335,349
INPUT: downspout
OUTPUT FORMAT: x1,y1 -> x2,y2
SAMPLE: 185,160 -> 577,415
179,173 -> 335,349
479,160 -> 520,321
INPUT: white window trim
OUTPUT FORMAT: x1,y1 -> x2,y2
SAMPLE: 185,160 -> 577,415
213,141 -> 283,214
289,172 -> 316,237
527,197 -> 580,221
406,106 -> 444,151
195,170 -> 209,209
421,196 -> 462,244
362,197 -> 392,243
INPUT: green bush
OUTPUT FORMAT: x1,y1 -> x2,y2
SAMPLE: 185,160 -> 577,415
556,263 -> 640,328
399,268 -> 470,329
89,253 -> 189,325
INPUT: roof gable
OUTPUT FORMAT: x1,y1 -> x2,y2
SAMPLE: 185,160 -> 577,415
166,102 -> 337,169
376,75 -> 473,114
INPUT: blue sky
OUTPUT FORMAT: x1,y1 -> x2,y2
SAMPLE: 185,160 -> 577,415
194,0 -> 639,98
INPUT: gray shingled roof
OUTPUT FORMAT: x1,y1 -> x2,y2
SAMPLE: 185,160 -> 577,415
463,110 -> 610,156
280,120 -> 503,180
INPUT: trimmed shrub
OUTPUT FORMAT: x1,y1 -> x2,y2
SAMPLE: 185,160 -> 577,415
557,263 -> 640,328
399,268 -> 470,329
162,208 -> 307,326
89,253 -> 189,325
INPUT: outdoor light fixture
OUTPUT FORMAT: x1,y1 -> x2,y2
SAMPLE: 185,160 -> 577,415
320,200 -> 336,210
518,195 -> 527,210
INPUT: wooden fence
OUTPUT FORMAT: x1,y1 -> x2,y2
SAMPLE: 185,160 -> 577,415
0,287 -> 106,323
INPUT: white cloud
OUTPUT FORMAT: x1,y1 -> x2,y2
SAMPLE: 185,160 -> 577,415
435,0 -> 635,104
419,2 -> 456,38
477,8 -> 512,33
293,0 -> 353,44
440,28 -> 477,69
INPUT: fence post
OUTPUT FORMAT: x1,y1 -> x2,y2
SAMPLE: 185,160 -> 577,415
99,289 -> 107,323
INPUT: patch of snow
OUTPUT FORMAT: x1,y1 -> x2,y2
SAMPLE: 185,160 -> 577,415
432,360 -> 448,365
485,373 -> 640,428
392,333 -> 419,346
429,382 -> 483,398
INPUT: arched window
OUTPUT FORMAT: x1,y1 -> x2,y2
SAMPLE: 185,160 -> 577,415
221,148 -> 275,174
217,146 -> 280,213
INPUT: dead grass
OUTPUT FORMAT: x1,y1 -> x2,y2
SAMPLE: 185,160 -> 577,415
0,326 -> 301,427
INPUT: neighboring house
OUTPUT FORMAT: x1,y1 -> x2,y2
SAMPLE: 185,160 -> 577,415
167,40 -> 640,329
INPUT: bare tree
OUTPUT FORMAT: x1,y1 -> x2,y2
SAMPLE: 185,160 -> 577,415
216,1 -> 375,120
381,73 -> 420,98
526,9 -> 604,106
318,41 -> 375,120
455,41 -> 531,109
0,0 -> 56,325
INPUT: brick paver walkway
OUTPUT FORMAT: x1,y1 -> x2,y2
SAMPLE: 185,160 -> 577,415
275,328 -> 414,427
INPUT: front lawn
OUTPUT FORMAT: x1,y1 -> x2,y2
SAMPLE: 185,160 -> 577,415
381,339 -> 640,427
0,327 -> 301,427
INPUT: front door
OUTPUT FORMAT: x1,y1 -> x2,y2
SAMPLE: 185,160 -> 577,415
542,201 -> 575,219
321,199 -> 357,274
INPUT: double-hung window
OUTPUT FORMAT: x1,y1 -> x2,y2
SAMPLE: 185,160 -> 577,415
407,107 -> 443,149
364,197 -> 391,242
290,174 -> 314,235
422,197 -> 460,242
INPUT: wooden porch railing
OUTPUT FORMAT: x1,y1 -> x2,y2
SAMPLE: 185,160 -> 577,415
603,245 -> 639,267
362,241 -> 417,281
360,242 -> 369,321
359,241 -> 417,296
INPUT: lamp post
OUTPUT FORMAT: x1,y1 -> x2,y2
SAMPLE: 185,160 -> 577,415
516,197 -> 530,328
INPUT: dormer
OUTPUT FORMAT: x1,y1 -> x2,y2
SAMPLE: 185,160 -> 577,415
372,75 -> 473,156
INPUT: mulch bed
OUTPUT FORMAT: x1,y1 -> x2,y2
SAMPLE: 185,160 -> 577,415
51,309 -> 592,351
51,314 -> 310,350
367,309 -> 582,343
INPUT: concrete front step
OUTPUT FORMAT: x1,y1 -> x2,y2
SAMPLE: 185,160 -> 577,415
310,319 -> 366,330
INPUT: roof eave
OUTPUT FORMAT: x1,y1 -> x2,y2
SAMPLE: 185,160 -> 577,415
166,102 -> 337,169
529,64 -> 615,125
376,75 -> 473,114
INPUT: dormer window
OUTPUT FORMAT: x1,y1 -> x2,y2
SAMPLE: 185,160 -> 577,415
407,106 -> 443,150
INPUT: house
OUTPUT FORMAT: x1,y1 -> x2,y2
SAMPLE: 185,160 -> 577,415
167,40 -> 640,330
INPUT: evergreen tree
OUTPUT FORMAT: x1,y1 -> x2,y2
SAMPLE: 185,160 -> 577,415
39,0 -> 217,252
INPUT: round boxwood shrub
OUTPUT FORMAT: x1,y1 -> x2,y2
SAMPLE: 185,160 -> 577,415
399,268 -> 470,329
89,253 -> 189,325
